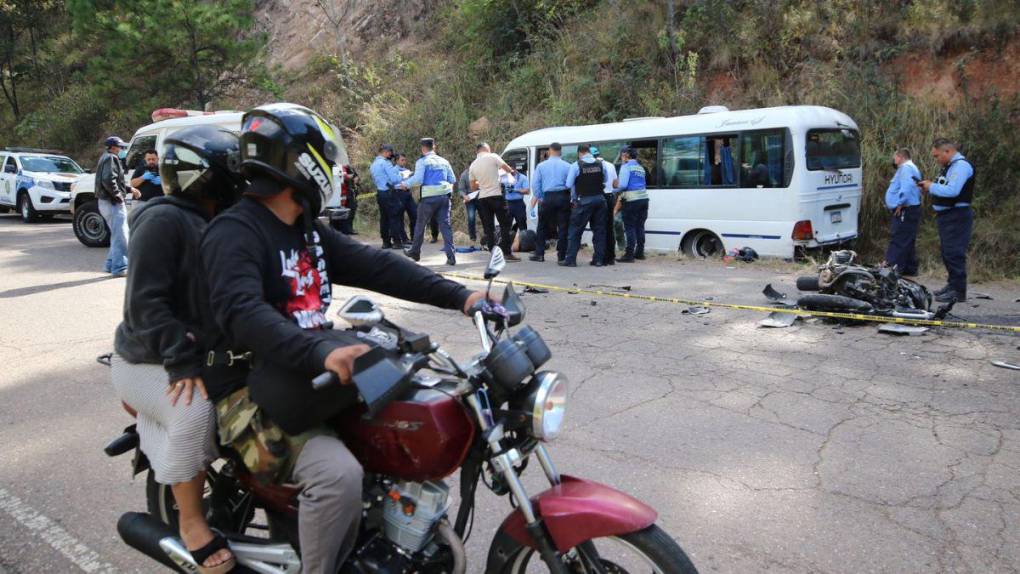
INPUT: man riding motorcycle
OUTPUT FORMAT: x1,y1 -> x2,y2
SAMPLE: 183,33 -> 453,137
200,103 -> 485,574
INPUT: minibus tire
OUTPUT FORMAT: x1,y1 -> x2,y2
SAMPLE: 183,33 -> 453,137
796,276 -> 820,291
682,229 -> 723,258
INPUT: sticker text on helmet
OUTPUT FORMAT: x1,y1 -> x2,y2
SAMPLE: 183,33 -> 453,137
296,151 -> 332,195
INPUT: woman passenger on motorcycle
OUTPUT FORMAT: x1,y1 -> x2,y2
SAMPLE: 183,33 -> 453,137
111,126 -> 245,574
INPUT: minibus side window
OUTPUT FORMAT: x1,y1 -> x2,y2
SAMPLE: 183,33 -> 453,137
739,130 -> 785,188
502,149 -> 528,173
660,136 -> 702,187
627,140 -> 658,187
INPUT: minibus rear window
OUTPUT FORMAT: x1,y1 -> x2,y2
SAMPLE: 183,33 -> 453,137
806,129 -> 861,171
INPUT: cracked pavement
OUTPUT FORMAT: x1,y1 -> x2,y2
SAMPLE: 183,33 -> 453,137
0,215 -> 1018,573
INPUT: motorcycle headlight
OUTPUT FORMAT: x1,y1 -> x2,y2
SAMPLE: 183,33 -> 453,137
526,371 -> 568,442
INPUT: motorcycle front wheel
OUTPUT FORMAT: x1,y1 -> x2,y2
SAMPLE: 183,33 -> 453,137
501,524 -> 698,574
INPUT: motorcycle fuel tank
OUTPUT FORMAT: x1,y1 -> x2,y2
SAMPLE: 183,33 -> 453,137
337,388 -> 475,482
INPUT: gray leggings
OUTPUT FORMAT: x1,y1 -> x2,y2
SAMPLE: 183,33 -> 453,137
292,435 -> 364,574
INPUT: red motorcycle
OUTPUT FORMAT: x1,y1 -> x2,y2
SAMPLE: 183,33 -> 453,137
106,249 -> 698,573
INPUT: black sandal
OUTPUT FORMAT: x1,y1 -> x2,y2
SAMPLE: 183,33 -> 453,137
189,532 -> 236,574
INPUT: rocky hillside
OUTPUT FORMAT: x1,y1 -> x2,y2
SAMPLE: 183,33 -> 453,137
254,0 -> 439,71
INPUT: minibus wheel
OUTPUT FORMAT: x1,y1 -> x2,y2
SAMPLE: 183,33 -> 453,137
682,229 -> 723,258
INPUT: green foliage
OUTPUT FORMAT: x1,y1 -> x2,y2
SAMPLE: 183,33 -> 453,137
69,0 -> 263,108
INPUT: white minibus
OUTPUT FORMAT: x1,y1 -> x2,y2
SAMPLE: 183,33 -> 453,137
503,105 -> 862,258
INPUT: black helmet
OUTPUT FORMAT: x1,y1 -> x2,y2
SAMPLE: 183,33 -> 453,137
239,103 -> 343,214
160,125 -> 244,208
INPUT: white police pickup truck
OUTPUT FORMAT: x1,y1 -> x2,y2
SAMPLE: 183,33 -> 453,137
71,108 -> 351,247
0,148 -> 85,223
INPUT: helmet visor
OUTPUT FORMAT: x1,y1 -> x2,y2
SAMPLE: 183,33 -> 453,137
161,144 -> 211,196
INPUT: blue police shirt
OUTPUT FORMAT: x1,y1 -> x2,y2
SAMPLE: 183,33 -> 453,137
402,151 -> 456,189
617,159 -> 647,191
566,155 -> 613,202
506,174 -> 529,201
884,160 -> 922,210
929,152 -> 974,211
532,155 -> 571,201
370,155 -> 401,192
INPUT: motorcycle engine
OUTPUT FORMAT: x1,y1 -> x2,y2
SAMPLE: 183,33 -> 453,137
381,480 -> 450,554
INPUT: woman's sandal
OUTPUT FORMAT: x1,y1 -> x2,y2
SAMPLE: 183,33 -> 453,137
189,532 -> 236,574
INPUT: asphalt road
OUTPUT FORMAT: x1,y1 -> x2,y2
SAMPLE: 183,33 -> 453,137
1,214 -> 1019,573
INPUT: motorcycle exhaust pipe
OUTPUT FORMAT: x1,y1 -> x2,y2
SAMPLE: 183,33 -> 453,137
117,512 -> 197,572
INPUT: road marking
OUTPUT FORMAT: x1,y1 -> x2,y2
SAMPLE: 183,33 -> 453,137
0,487 -> 117,573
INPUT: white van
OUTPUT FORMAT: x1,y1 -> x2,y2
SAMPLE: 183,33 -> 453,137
503,105 -> 862,258
71,109 -> 352,247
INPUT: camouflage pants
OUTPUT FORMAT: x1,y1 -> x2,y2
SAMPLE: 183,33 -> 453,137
216,387 -> 326,485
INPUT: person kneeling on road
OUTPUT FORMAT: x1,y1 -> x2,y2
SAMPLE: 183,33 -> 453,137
201,104 -> 487,574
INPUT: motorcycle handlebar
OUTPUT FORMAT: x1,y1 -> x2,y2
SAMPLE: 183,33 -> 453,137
311,371 -> 340,391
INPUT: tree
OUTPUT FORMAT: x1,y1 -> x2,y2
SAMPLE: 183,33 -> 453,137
0,0 -> 61,119
68,0 -> 264,109
315,0 -> 358,68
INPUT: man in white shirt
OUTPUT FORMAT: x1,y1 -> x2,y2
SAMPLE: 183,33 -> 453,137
469,143 -> 520,261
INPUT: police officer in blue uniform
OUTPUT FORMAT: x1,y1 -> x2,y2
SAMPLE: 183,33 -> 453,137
529,143 -> 572,262
562,144 -> 611,267
615,146 -> 650,262
919,138 -> 975,302
401,138 -> 458,265
883,147 -> 923,276
369,144 -> 404,249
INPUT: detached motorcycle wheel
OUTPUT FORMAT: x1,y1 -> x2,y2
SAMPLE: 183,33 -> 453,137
797,294 -> 873,314
501,525 -> 698,574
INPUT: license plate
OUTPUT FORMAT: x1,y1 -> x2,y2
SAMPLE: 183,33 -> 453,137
830,211 -> 842,224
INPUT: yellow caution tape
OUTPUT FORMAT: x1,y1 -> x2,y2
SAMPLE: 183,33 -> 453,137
441,272 -> 1020,334
356,192 -> 377,200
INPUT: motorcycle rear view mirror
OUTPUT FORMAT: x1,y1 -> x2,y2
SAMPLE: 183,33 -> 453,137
484,247 -> 506,280
501,282 -> 525,327
338,295 -> 384,327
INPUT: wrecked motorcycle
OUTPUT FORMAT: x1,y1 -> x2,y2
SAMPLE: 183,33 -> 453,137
795,250 -> 948,319
105,248 -> 699,573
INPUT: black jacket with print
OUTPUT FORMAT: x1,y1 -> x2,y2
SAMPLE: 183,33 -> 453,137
201,186 -> 472,401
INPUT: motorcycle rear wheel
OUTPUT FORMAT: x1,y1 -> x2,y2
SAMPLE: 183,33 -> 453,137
145,466 -> 256,535
500,524 -> 698,574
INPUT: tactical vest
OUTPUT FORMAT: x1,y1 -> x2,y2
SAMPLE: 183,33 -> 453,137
931,158 -> 975,208
575,159 -> 604,198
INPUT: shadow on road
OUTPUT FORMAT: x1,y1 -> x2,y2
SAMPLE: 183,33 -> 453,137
0,275 -> 117,299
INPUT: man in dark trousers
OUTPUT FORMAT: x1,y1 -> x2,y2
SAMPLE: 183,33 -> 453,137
369,143 -> 403,249
202,104 -> 486,574
469,142 -> 520,261
562,144 -> 611,267
882,148 -> 922,276
528,143 -> 571,262
919,138 -> 975,302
